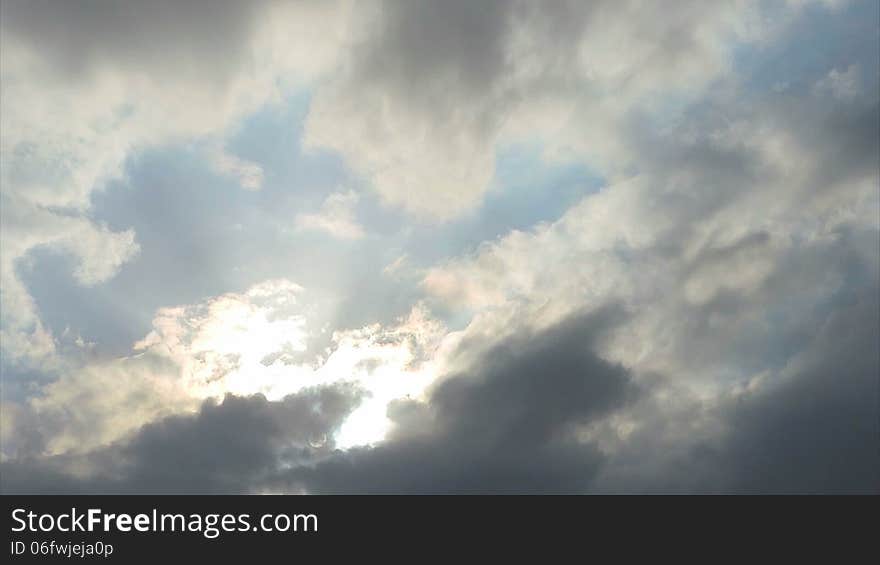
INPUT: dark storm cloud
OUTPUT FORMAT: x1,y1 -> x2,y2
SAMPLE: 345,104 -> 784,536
2,308 -> 638,495
358,0 -> 514,97
592,282 -> 880,494
2,286 -> 877,494
0,384 -> 362,494
354,0 -> 734,96
279,264 -> 879,494
716,286 -> 879,493
0,0 -> 266,82
272,308 -> 639,493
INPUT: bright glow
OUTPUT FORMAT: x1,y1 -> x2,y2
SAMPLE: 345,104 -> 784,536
132,279 -> 447,448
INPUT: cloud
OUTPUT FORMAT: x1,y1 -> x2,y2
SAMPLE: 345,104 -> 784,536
295,191 -> 365,239
0,204 -> 140,368
0,0 -> 351,370
0,0 -> 262,81
813,64 -> 863,101
2,308 -> 632,494
272,308 -> 637,493
716,287 -> 879,493
1,279 -> 450,459
1,0 -> 877,495
280,281 -> 878,494
590,285 -> 880,493
4,287 -> 875,494
382,254 -> 409,277
210,148 -> 265,191
421,51 -> 879,386
303,0 -> 790,219
402,46 -> 879,490
0,386 -> 362,494
0,0 -> 852,371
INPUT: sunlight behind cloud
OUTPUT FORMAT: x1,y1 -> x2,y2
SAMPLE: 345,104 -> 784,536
131,279 -> 447,448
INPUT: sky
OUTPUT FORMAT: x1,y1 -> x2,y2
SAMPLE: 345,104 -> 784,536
0,0 -> 877,494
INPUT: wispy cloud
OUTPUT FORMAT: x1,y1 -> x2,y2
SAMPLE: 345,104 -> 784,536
210,148 -> 265,191
295,190 -> 365,240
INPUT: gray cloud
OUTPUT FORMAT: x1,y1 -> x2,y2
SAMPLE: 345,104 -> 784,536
2,284 -> 876,494
593,284 -> 880,494
280,281 -> 878,494
272,308 -> 638,493
356,0 -> 514,99
304,0 -> 765,217
0,0 -> 266,83
0,384 -> 362,494
716,287 -> 879,493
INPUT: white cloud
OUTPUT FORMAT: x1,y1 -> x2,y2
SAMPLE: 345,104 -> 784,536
295,190 -> 365,240
210,148 -> 264,191
0,205 -> 140,367
302,0 -> 785,219
0,1 -> 354,369
8,279 -> 454,457
382,254 -> 409,277
813,64 -> 862,101
0,0 -> 841,370
422,74 -> 879,392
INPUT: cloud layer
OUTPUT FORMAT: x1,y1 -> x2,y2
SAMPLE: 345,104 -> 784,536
1,0 -> 877,494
